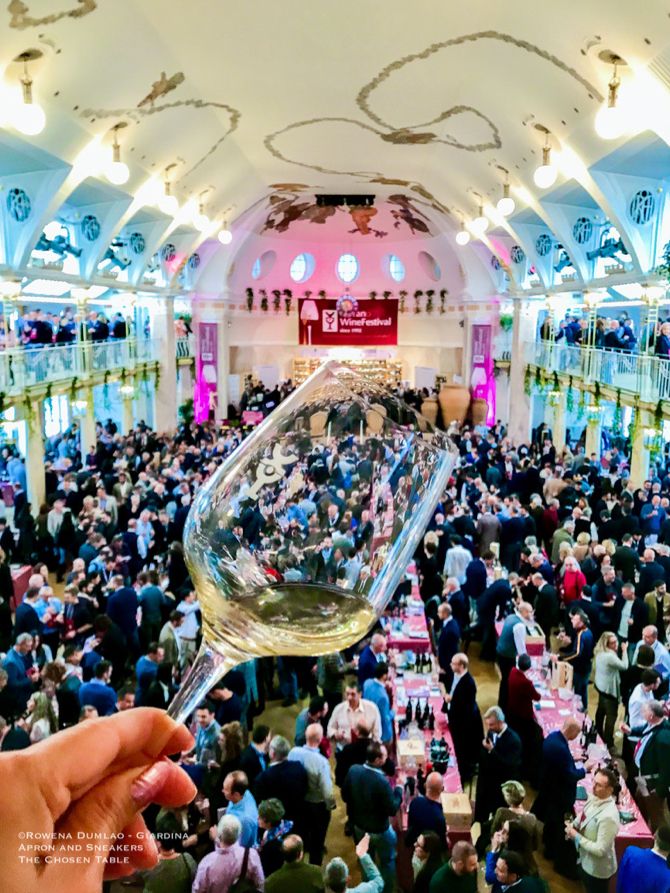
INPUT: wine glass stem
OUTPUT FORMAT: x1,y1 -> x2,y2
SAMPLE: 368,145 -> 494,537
167,643 -> 238,725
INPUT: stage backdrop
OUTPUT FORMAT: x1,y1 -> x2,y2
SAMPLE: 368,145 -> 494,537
298,297 -> 398,346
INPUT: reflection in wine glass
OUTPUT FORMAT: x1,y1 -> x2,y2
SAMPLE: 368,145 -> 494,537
168,361 -> 457,724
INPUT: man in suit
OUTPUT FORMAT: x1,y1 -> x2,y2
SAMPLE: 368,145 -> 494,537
357,633 -> 387,688
0,518 -> 14,561
532,717 -> 585,879
443,653 -> 482,785
640,548 -> 668,597
2,633 -> 37,714
614,584 -> 648,654
444,577 -> 469,633
462,553 -> 489,602
473,706 -> 522,826
406,771 -> 446,847
342,740 -> 403,893
265,834 -> 324,893
529,573 -> 559,647
477,577 -> 511,662
78,660 -> 117,716
436,603 -> 461,687
159,610 -> 184,668
254,734 -> 309,834
13,587 -> 41,637
106,575 -> 139,657
623,699 -> 670,819
614,533 -> 642,583
240,723 -> 272,786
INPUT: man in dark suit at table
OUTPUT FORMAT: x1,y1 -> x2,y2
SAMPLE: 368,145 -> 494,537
436,603 -> 461,688
13,587 -> 41,637
529,573 -> 559,648
473,706 -> 522,828
443,653 -> 483,786
532,717 -> 585,879
623,699 -> 670,824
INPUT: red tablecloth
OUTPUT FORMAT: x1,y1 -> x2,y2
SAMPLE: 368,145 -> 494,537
386,596 -> 433,653
494,619 -> 545,656
11,565 -> 32,610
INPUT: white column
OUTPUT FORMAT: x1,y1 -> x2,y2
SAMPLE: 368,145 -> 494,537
122,388 -> 134,434
24,401 -> 45,513
216,307 -> 230,419
585,413 -> 602,459
79,386 -> 97,458
507,299 -> 538,444
150,298 -> 177,432
630,408 -> 652,488
551,391 -> 567,452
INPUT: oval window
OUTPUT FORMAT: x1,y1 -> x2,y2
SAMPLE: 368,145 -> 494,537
251,250 -> 276,281
387,254 -> 405,282
418,250 -> 441,281
336,253 -> 359,283
289,252 -> 315,283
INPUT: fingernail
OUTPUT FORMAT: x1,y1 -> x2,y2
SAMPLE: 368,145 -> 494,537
131,759 -> 172,807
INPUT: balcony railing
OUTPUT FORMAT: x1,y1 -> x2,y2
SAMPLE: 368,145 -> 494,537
526,340 -> 670,403
176,334 -> 195,359
0,338 -> 159,395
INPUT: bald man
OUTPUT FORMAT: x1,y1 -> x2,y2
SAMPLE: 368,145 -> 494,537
288,722 -> 335,864
406,771 -> 447,847
532,717 -> 588,879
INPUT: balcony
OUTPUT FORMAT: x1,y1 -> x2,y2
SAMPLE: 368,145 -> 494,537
526,340 -> 670,403
0,339 -> 160,398
176,334 -> 195,361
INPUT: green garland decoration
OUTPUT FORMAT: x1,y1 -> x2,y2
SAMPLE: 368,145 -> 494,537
594,381 -> 601,407
534,367 -> 543,391
523,367 -> 532,396
566,376 -> 574,413
69,376 -> 79,403
655,399 -> 664,428
577,387 -> 586,419
154,363 -> 161,393
612,389 -> 623,435
0,393 -> 5,416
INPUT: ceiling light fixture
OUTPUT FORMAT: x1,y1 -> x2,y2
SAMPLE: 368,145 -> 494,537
468,193 -> 489,235
495,167 -> 515,217
194,189 -> 212,232
595,52 -> 628,140
533,129 -> 558,189
454,211 -> 470,246
105,123 -> 130,185
159,164 -> 179,216
12,51 -> 46,136
218,223 -> 232,244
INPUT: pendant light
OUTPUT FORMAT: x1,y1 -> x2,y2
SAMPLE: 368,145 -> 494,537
12,51 -> 46,136
496,167 -> 516,217
218,225 -> 233,244
105,124 -> 130,185
595,53 -> 627,140
193,189 -> 212,232
159,164 -> 179,216
454,211 -> 470,246
468,192 -> 489,235
533,131 -> 558,189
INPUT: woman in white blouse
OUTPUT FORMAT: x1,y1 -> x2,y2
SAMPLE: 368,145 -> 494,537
23,691 -> 58,743
594,632 -> 628,749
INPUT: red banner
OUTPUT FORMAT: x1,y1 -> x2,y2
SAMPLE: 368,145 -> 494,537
298,298 -> 398,346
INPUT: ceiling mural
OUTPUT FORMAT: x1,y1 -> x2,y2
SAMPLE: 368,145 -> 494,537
259,188 -> 433,241
8,0 -> 98,29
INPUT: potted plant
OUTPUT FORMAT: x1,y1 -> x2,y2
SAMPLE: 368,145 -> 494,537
414,289 -> 423,314
399,290 -> 407,314
425,289 -> 435,314
272,289 -> 281,312
283,289 -> 293,315
259,289 -> 269,313
245,287 -> 254,312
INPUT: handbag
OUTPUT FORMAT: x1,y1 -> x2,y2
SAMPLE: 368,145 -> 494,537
229,847 -> 260,893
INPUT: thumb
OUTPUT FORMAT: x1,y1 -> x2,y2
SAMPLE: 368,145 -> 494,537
57,757 -> 196,861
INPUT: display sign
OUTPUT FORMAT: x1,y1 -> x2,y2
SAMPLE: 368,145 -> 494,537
195,321 -> 218,422
298,297 -> 398,346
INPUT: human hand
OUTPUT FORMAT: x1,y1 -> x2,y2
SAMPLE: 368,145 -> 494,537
565,823 -> 578,841
620,722 -> 631,735
482,738 -> 493,752
0,708 -> 195,893
356,833 -> 371,858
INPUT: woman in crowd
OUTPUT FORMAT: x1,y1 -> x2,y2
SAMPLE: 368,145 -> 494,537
490,781 -> 541,854
485,819 -> 538,881
412,831 -> 444,893
22,690 -> 58,742
594,632 -> 628,749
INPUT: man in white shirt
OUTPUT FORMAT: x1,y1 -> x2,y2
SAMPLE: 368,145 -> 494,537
327,678 -> 382,747
175,591 -> 200,659
623,669 -> 661,739
443,537 -> 472,585
632,626 -> 670,677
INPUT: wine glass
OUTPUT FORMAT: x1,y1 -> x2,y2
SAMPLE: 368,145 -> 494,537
168,360 -> 457,723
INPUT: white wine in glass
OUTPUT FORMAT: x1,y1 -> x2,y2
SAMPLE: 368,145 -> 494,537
168,361 -> 456,723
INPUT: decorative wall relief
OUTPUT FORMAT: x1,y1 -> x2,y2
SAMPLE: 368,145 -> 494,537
8,0 -> 97,30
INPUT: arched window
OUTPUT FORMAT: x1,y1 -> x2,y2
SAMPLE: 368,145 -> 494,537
388,254 -> 405,282
336,253 -> 359,283
290,252 -> 315,283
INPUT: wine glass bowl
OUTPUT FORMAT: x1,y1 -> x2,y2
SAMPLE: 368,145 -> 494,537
169,361 -> 456,723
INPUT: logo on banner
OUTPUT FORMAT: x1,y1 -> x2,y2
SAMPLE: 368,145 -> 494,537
323,310 -> 338,332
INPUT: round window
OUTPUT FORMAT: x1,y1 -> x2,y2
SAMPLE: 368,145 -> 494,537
251,250 -> 277,281
386,254 -> 406,282
290,252 -> 315,283
336,253 -> 359,284
417,250 -> 441,281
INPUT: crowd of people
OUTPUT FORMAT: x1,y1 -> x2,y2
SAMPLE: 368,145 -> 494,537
541,311 -> 670,358
0,394 -> 670,892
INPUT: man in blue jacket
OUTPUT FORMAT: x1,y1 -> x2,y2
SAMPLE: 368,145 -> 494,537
362,663 -> 394,745
532,717 -> 586,880
437,603 -> 461,688
78,660 -> 117,716
106,575 -> 140,658
617,823 -> 670,893
357,633 -> 387,688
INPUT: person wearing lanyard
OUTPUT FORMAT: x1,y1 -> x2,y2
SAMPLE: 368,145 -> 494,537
565,768 -> 620,893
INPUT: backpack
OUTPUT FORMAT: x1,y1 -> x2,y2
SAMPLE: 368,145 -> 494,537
229,847 -> 260,893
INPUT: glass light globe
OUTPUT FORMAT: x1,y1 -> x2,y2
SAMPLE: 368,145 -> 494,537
455,229 -> 470,246
470,214 -> 489,235
194,212 -> 210,232
533,163 -> 558,189
159,193 -> 179,216
106,159 -> 130,186
497,195 -> 516,217
594,102 -> 627,140
13,99 -> 46,136
218,228 -> 233,244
